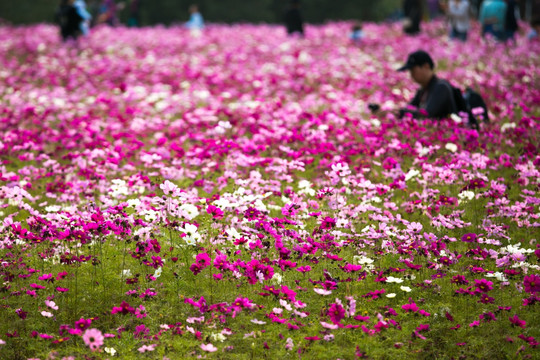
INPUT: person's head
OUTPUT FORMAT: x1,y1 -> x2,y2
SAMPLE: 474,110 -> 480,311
189,4 -> 199,13
352,21 -> 362,32
289,0 -> 300,8
398,50 -> 435,87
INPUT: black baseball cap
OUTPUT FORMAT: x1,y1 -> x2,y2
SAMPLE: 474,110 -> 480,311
397,50 -> 434,71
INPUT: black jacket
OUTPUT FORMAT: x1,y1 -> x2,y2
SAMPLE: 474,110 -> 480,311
285,8 -> 304,35
56,4 -> 82,40
409,75 -> 458,118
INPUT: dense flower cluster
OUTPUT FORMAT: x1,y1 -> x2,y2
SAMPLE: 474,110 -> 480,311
0,20 -> 539,359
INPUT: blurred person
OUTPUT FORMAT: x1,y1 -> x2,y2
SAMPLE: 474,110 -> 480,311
185,4 -> 204,31
527,19 -> 540,40
397,50 -> 457,119
284,0 -> 304,37
504,0 -> 520,42
127,0 -> 140,27
349,21 -> 365,43
427,0 -> 442,19
56,0 -> 83,42
403,0 -> 422,35
441,0 -> 471,41
98,0 -> 119,26
74,0 -> 92,36
479,0 -> 507,40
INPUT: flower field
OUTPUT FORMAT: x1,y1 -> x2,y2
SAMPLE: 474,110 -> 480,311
0,21 -> 539,359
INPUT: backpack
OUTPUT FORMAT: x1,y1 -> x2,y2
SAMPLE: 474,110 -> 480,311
451,85 -> 489,129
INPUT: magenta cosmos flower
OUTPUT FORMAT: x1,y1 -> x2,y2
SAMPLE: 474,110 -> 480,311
523,274 -> 540,294
328,303 -> 345,324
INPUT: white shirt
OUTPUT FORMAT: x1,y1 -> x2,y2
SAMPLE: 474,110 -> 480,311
448,0 -> 470,32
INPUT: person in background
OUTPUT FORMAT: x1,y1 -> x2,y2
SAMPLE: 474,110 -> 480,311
403,0 -> 422,35
479,0 -> 507,41
397,50 -> 457,119
441,0 -> 471,41
74,0 -> 92,36
349,21 -> 365,43
427,0 -> 442,19
127,0 -> 140,27
56,0 -> 83,41
185,4 -> 204,31
527,19 -> 540,40
284,0 -> 304,37
98,0 -> 119,26
504,0 -> 519,43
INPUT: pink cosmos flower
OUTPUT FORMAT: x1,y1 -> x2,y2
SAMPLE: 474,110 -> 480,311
45,300 -> 58,310
320,321 -> 339,329
401,302 -> 419,313
461,233 -> 477,243
328,303 -> 345,324
523,274 -> 540,294
138,344 -> 156,353
314,288 -> 332,295
474,279 -> 493,293
320,216 -> 336,230
201,343 -> 218,352
509,315 -> 526,328
82,328 -> 104,351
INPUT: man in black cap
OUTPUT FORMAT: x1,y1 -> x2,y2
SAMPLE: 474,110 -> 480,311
398,50 -> 457,119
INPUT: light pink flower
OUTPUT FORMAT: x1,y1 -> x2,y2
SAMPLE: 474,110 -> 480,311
201,343 -> 218,352
138,344 -> 157,353
82,328 -> 104,351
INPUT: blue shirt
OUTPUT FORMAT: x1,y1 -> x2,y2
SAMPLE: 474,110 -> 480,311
186,12 -> 204,30
479,0 -> 507,31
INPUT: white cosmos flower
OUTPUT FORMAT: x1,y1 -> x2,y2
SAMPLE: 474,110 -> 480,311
210,333 -> 227,342
354,255 -> 374,264
386,293 -> 396,298
405,169 -> 420,181
271,273 -> 283,285
178,223 -> 201,245
179,203 -> 199,220
126,198 -> 141,208
400,286 -> 412,292
458,191 -> 475,202
104,347 -> 117,356
386,276 -> 404,283
445,143 -> 458,152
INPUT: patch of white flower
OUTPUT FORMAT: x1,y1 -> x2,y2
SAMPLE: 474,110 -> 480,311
298,180 -> 316,196
110,179 -> 129,198
458,191 -> 475,203
210,333 -> 227,342
501,122 -> 516,132
141,209 -> 159,222
405,169 -> 420,181
179,203 -> 199,220
271,273 -> 283,285
386,276 -> 404,284
45,205 -> 61,212
445,143 -> 458,152
178,223 -> 201,246
485,272 -> 508,282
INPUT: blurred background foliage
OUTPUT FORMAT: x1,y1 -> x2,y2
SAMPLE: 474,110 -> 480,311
1,0 -> 403,26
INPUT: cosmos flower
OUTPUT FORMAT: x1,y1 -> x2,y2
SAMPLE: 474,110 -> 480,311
82,328 -> 104,351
